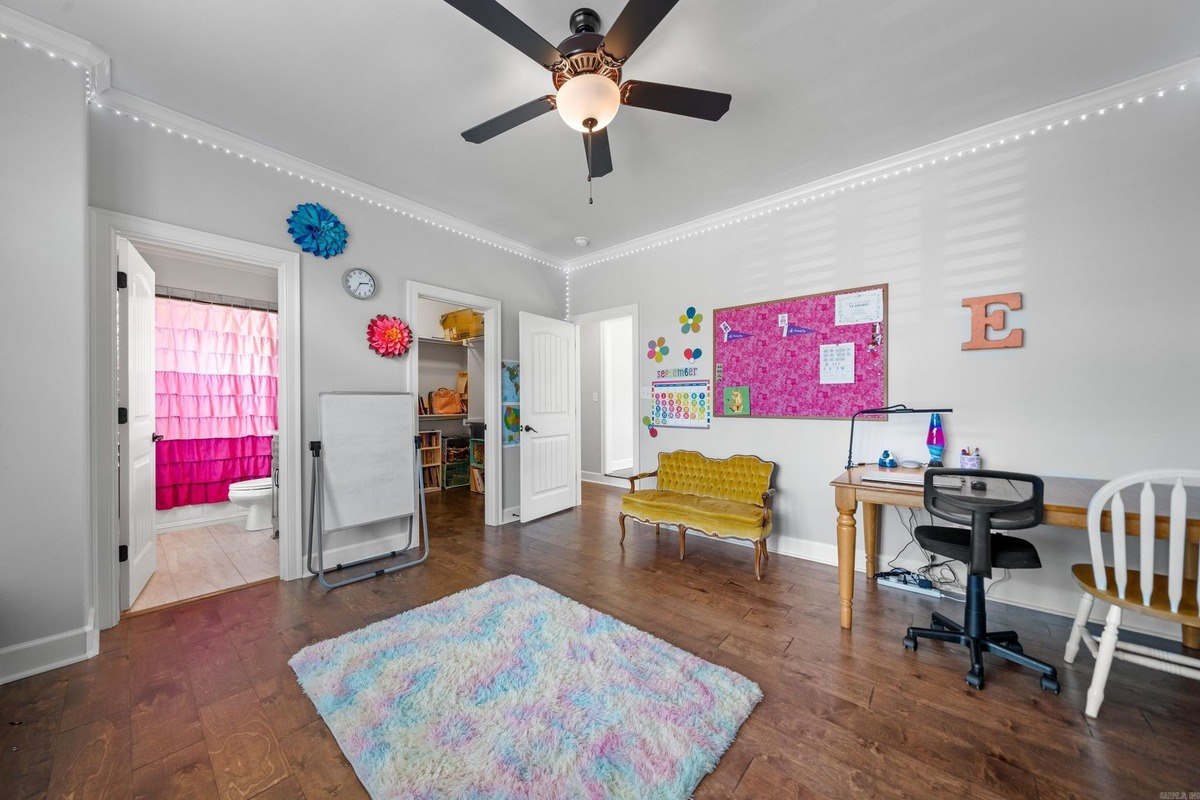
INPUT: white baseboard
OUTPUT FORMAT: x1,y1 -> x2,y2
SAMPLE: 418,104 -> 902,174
0,608 -> 96,685
761,534 -> 1179,641
156,501 -> 247,533
582,471 -> 627,489
315,528 -> 416,569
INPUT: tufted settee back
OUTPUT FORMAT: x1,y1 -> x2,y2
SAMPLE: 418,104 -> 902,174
656,450 -> 775,506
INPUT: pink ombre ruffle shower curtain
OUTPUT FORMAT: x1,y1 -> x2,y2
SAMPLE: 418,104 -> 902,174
155,298 -> 278,510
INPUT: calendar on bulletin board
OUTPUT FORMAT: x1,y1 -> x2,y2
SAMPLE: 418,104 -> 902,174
712,284 -> 887,420
651,379 -> 712,429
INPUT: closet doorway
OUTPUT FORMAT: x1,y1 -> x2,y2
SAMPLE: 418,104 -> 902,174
574,305 -> 640,488
89,210 -> 302,631
406,283 -> 503,527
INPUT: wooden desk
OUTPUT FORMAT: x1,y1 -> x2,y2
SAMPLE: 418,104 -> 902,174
830,466 -> 1200,647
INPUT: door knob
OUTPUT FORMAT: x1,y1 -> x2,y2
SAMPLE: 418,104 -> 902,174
523,425 -> 538,433
152,433 -> 164,442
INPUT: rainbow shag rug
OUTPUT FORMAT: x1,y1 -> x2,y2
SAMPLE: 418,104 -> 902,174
290,575 -> 761,799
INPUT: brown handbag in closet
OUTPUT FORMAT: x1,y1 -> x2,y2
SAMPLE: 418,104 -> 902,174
430,388 -> 464,415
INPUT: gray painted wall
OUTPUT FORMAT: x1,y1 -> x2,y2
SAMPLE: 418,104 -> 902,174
580,322 -> 603,475
88,110 -> 561,565
0,46 -> 90,676
569,95 -> 1200,637
141,248 -> 279,302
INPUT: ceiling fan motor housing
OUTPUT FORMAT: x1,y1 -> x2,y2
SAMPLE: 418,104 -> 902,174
570,8 -> 602,35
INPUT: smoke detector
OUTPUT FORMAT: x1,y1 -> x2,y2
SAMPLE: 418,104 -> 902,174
574,236 -> 590,247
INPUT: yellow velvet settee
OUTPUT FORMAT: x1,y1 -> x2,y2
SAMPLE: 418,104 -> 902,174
619,450 -> 777,579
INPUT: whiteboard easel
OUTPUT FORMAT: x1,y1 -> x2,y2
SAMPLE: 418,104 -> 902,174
305,392 -> 430,589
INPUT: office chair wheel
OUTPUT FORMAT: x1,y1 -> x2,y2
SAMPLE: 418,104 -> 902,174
930,619 -> 945,631
1007,642 -> 1024,654
966,672 -> 984,690
1040,676 -> 1060,694
903,635 -> 917,651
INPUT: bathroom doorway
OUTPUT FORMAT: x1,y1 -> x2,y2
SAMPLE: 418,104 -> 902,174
90,210 -> 302,629
123,240 -> 283,613
574,306 -> 639,488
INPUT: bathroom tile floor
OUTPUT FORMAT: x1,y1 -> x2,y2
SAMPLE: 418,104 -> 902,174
129,523 -> 279,613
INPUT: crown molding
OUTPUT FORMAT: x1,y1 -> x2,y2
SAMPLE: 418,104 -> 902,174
0,4 -> 109,94
2,5 -> 560,268
563,56 -> 1200,272
5,4 -> 1197,277
93,89 -> 563,269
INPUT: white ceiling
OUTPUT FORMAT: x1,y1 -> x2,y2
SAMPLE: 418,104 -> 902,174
12,1 -> 1200,259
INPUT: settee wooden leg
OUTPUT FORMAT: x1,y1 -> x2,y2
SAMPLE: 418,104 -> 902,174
678,525 -> 687,560
753,541 -> 763,580
655,523 -> 660,536
618,513 -> 626,545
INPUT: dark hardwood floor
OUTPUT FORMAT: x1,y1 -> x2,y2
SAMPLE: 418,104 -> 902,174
3,483 -> 1198,799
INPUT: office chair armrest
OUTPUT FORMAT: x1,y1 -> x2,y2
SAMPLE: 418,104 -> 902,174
626,470 -> 658,494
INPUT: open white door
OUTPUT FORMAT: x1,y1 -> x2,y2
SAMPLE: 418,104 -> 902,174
519,311 -> 580,522
118,240 -> 157,609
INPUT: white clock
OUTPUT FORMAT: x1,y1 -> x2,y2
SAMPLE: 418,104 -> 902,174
342,268 -> 376,300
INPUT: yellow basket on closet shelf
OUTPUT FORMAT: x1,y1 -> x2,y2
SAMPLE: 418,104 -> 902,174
440,308 -> 484,341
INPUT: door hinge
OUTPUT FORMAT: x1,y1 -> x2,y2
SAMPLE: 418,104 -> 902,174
117,270 -> 128,290
117,407 -> 128,425
118,545 -> 128,563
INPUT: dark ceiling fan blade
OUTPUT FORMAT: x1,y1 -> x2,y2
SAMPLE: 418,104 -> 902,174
584,128 -> 613,178
461,96 -> 556,143
601,0 -> 680,63
442,0 -> 563,68
621,80 -> 731,121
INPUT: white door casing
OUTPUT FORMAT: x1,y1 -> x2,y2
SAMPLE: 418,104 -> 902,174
117,239 -> 157,609
519,312 -> 580,522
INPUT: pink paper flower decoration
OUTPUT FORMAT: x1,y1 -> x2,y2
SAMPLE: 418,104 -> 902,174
366,315 -> 413,358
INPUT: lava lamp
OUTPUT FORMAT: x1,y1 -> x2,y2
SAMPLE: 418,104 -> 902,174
926,412 -> 946,467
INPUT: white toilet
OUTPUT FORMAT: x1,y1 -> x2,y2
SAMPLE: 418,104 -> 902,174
228,477 -> 274,531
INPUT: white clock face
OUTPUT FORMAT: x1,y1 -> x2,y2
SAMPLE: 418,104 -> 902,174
342,268 -> 376,299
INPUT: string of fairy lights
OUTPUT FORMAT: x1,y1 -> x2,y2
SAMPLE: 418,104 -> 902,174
0,26 -> 559,269
563,73 -> 1199,277
4,21 -> 1196,306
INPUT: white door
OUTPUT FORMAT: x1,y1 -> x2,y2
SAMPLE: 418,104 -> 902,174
118,240 -> 157,609
519,312 -> 580,522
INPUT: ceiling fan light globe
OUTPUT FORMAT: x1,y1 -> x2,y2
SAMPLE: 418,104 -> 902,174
555,74 -> 620,132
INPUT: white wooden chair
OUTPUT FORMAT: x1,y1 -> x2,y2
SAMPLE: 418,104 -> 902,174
1064,469 -> 1200,718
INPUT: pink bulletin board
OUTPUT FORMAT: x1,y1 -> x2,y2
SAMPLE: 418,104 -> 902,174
712,284 -> 887,419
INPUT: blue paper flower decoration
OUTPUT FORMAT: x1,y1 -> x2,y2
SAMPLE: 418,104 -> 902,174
286,202 -> 348,258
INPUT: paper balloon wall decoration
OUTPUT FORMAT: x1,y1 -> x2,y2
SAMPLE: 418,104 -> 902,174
366,315 -> 413,357
646,337 -> 670,362
286,202 -> 348,258
642,415 -> 659,438
679,307 -> 703,334
683,347 -> 703,363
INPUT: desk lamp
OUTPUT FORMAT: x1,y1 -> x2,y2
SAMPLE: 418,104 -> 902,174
845,404 -> 954,470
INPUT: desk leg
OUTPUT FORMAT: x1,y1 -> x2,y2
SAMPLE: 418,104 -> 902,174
863,502 -> 880,578
835,487 -> 858,630
1185,545 -> 1199,650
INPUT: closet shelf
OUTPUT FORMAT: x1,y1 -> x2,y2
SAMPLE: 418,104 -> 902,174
418,336 -> 483,347
419,413 -> 467,420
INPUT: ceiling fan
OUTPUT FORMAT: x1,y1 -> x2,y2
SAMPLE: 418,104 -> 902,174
443,0 -> 732,201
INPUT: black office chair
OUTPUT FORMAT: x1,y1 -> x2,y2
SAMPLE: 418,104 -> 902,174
903,469 -> 1060,693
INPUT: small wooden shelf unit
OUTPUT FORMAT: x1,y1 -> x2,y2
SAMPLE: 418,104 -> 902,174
418,430 -> 442,492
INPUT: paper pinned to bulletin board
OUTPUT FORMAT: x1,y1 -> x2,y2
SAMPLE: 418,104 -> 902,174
713,284 -> 887,419
651,379 -> 712,429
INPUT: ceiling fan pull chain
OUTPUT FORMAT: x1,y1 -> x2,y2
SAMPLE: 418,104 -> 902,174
586,122 -> 595,204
